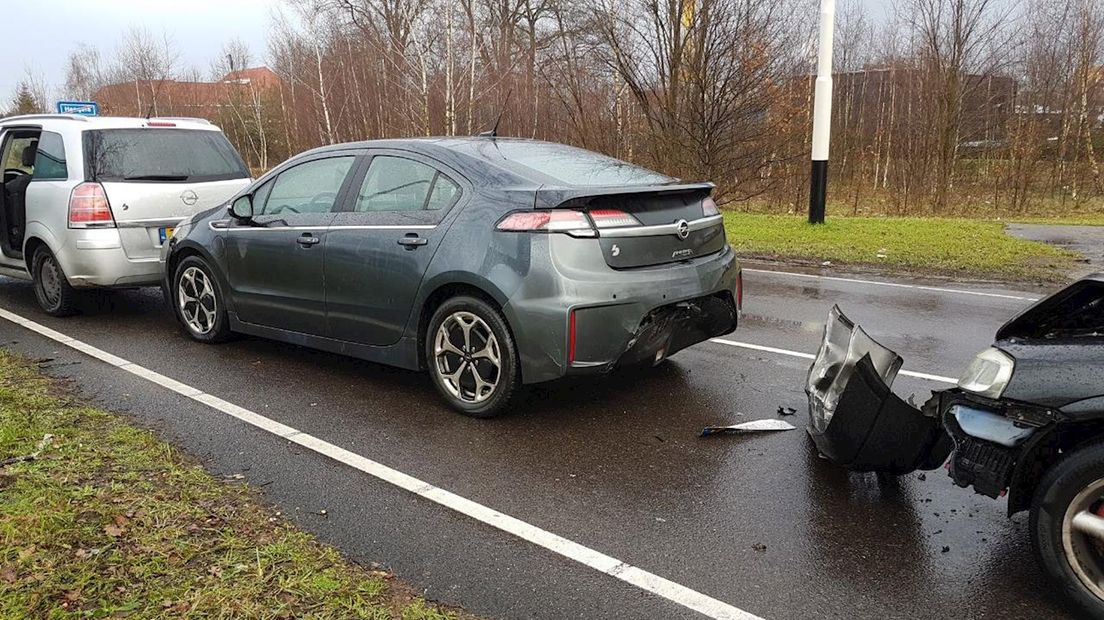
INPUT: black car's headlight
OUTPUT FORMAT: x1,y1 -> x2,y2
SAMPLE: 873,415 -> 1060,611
958,347 -> 1015,399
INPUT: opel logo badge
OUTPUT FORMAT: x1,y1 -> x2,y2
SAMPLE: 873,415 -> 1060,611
180,190 -> 199,206
675,219 -> 690,241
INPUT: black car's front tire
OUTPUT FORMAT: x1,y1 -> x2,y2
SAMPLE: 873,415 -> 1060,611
425,296 -> 519,418
31,246 -> 80,317
172,255 -> 232,343
1031,441 -> 1104,619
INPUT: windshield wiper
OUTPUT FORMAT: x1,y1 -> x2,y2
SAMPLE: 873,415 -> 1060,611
123,174 -> 190,182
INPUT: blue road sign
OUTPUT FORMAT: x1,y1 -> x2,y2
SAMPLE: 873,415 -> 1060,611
56,101 -> 99,116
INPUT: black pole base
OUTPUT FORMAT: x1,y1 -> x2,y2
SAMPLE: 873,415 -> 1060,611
809,159 -> 827,224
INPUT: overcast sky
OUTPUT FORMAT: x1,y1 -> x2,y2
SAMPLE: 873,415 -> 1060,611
0,0 -> 274,103
0,0 -> 890,109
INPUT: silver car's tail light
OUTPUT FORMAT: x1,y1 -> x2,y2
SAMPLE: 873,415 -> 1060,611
496,210 -> 596,237
68,182 -> 116,228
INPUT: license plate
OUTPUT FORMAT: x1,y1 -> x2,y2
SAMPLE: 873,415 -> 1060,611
158,227 -> 175,244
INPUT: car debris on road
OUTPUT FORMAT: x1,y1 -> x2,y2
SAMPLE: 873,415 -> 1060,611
805,273 -> 1104,618
700,419 -> 797,437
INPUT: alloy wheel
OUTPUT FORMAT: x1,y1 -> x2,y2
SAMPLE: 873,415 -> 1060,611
434,311 -> 501,403
178,266 -> 218,335
1063,477 -> 1104,602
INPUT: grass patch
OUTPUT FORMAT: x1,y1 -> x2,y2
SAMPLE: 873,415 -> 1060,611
0,351 -> 476,620
723,212 -> 1079,282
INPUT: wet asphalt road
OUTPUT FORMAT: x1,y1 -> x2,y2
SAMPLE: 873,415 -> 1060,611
0,267 -> 1082,619
1006,223 -> 1104,275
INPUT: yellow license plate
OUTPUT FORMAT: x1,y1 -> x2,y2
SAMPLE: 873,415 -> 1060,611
158,227 -> 175,244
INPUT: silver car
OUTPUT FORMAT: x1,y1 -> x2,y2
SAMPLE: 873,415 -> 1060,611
0,115 -> 251,315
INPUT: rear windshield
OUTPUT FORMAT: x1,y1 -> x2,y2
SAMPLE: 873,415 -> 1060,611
488,141 -> 674,186
84,128 -> 249,183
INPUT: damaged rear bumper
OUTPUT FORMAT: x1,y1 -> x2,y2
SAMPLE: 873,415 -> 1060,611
805,305 -> 953,474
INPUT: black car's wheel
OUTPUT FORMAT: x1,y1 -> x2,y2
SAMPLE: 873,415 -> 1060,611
31,246 -> 79,317
425,296 -> 519,418
173,256 -> 232,343
1032,442 -> 1104,619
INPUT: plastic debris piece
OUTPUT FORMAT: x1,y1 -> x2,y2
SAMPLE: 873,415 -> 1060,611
777,406 -> 797,416
701,419 -> 797,437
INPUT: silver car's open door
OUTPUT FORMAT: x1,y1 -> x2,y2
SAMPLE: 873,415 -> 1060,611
805,306 -> 953,474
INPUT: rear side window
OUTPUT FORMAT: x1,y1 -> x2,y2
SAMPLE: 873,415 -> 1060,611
32,132 -> 67,180
355,156 -> 460,212
84,128 -> 248,183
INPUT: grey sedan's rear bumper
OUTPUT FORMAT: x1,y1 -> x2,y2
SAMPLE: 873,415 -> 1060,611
504,244 -> 740,384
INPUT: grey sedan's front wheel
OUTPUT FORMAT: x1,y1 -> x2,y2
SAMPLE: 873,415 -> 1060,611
173,256 -> 232,343
426,296 -> 519,418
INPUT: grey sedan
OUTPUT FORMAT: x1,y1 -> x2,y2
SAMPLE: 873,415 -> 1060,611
163,138 -> 741,417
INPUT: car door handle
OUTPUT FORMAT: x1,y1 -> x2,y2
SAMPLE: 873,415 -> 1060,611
397,234 -> 428,248
296,233 -> 321,247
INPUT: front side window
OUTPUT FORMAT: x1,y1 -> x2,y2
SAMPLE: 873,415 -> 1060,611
2,135 -> 38,175
355,156 -> 460,212
32,132 -> 67,180
260,156 -> 355,215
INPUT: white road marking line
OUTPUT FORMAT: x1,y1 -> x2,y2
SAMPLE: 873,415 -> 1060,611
0,306 -> 760,620
708,338 -> 958,384
743,268 -> 1040,302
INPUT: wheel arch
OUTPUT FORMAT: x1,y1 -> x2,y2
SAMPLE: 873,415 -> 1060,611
166,241 -> 236,315
415,280 -> 517,376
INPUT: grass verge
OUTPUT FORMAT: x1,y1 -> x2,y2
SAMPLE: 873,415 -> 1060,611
0,350 -> 473,620
723,212 -> 1080,282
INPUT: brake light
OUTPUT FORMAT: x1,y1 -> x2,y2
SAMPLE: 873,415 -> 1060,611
69,182 -> 115,227
702,196 -> 720,217
588,209 -> 641,229
568,309 -> 577,364
497,210 -> 595,237
146,121 -> 176,127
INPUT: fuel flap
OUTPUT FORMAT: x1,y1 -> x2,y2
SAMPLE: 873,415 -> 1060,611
805,306 -> 953,474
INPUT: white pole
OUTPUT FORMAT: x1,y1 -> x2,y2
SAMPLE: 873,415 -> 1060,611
809,0 -> 835,224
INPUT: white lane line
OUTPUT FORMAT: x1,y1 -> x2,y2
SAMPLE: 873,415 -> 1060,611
709,338 -> 958,384
743,268 -> 1040,302
0,306 -> 760,620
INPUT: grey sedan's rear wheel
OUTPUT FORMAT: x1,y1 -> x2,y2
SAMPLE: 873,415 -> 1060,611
31,246 -> 79,317
426,296 -> 518,418
173,256 -> 231,343
1031,442 -> 1104,619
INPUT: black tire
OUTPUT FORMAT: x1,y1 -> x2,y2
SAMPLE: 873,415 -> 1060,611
425,295 -> 519,418
171,255 -> 232,343
31,246 -> 80,317
1031,442 -> 1104,620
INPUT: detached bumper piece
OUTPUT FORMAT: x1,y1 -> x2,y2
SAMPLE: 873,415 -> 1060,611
620,293 -> 737,367
805,306 -> 952,474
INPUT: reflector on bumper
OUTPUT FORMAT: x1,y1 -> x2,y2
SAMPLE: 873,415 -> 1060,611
805,306 -> 953,474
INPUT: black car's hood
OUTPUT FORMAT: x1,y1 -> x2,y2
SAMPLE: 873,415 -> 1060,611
998,340 -> 1104,408
996,273 -> 1104,341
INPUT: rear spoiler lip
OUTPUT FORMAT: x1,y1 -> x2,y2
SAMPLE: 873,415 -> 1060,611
532,181 -> 715,209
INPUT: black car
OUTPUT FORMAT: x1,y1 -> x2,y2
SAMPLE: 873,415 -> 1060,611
163,137 -> 741,417
806,274 -> 1104,617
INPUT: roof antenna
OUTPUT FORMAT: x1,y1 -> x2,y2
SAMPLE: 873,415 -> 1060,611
479,88 -> 513,138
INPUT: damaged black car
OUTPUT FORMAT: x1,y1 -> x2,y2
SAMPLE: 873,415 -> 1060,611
806,274 -> 1104,617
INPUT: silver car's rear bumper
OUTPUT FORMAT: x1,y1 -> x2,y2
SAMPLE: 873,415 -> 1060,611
57,228 -> 163,287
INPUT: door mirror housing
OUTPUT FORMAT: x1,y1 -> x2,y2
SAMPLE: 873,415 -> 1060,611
229,195 -> 254,220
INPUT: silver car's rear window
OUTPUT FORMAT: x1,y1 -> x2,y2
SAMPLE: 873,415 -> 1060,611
84,128 -> 249,183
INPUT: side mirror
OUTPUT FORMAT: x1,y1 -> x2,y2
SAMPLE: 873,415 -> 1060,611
229,195 -> 254,220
